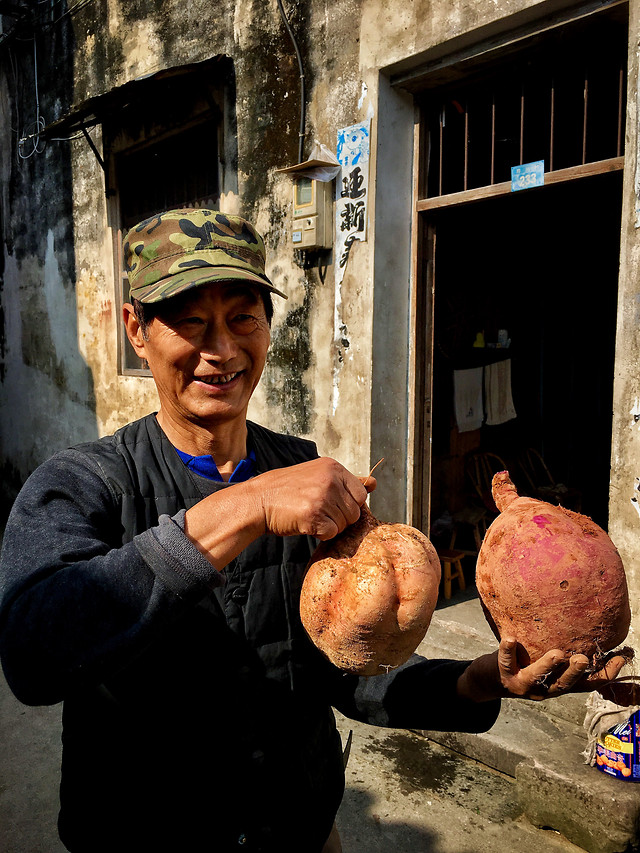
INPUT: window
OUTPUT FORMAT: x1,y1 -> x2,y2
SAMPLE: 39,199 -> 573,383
419,10 -> 627,200
104,57 -> 236,374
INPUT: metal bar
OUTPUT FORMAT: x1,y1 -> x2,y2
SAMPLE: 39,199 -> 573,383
464,101 -> 469,190
550,78 -> 555,172
617,66 -> 624,157
583,72 -> 588,165
81,125 -> 105,172
520,84 -> 525,164
439,106 -> 444,196
491,93 -> 495,184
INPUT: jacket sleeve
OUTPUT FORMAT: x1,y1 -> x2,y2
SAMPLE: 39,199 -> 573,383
331,655 -> 501,734
0,452 -> 222,706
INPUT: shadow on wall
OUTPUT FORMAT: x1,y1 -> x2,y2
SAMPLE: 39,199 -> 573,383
1,11 -> 99,523
263,275 -> 315,436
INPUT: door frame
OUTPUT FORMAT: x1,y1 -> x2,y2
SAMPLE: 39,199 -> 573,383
406,4 -> 628,530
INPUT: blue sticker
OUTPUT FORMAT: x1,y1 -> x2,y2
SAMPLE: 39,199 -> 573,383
337,123 -> 370,167
511,160 -> 545,192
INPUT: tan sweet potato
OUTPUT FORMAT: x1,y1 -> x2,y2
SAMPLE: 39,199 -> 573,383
476,471 -> 631,665
300,505 -> 441,676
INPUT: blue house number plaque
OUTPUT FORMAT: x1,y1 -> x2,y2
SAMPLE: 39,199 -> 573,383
511,160 -> 545,192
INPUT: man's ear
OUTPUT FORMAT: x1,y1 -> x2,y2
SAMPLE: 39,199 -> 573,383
122,303 -> 148,359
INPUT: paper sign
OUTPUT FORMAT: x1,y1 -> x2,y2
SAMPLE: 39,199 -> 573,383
335,121 -> 370,277
511,160 -> 545,192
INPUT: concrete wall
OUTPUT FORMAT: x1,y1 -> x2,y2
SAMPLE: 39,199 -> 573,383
609,0 -> 640,648
2,0 -> 640,641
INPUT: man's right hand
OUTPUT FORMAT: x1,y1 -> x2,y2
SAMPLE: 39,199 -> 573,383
254,457 -> 375,540
183,457 -> 376,571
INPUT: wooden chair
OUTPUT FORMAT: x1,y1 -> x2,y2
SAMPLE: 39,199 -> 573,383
448,451 -> 507,556
517,447 -> 582,511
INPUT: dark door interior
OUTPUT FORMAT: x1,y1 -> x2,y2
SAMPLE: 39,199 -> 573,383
429,169 -> 623,535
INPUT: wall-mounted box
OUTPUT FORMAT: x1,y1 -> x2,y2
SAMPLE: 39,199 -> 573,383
292,177 -> 332,249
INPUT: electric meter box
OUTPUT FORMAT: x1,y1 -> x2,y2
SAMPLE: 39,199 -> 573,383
292,177 -> 332,250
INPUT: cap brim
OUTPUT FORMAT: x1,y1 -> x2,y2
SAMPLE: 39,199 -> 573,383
130,266 -> 288,303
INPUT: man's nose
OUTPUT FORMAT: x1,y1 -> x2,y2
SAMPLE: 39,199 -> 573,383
201,322 -> 238,361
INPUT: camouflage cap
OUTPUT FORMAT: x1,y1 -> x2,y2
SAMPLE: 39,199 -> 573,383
123,208 -> 287,303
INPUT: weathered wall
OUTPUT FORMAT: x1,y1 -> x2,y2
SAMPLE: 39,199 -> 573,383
609,0 -> 640,644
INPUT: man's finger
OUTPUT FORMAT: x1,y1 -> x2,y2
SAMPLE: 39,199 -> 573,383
497,637 -> 519,676
590,654 -> 627,684
550,654 -> 589,693
517,649 -> 568,691
358,475 -> 377,494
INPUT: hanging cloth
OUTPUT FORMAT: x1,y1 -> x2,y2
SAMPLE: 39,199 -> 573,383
484,359 -> 517,426
453,367 -> 484,432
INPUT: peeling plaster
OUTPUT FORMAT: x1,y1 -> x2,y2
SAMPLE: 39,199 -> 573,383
357,81 -> 368,110
631,478 -> 640,519
121,18 -> 163,81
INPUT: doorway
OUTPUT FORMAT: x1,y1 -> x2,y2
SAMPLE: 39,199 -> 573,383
408,4 -> 628,594
428,169 -> 622,542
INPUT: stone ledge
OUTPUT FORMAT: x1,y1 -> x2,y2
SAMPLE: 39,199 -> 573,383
517,753 -> 640,853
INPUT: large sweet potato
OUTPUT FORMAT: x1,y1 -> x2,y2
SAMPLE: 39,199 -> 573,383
476,471 -> 631,665
300,505 -> 441,676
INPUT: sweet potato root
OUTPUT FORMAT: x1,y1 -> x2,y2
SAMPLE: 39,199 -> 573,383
300,505 -> 441,676
476,471 -> 631,666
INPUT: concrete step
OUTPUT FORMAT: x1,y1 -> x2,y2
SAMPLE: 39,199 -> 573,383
416,592 -> 640,853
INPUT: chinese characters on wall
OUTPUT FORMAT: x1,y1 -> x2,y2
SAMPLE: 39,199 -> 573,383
335,120 -> 370,283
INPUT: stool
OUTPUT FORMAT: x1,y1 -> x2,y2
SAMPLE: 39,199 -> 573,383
437,549 -> 467,599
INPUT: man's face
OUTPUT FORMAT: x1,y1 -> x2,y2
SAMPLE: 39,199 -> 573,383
129,282 -> 271,431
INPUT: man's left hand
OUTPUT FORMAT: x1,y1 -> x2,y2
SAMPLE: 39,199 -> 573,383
457,637 -> 632,704
496,637 -> 629,701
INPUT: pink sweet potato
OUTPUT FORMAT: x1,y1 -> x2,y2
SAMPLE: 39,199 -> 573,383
476,471 -> 631,665
300,505 -> 441,676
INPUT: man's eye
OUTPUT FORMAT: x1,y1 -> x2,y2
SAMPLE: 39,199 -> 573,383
179,316 -> 205,326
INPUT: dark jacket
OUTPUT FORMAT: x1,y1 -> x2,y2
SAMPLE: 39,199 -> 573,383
0,414 -> 500,852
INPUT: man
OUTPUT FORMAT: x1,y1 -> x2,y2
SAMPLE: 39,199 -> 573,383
0,209 -> 626,852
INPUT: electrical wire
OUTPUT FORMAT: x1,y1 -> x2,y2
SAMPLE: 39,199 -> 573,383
275,0 -> 305,164
17,36 -> 45,160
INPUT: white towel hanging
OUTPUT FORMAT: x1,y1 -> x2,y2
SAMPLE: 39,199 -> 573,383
484,359 -> 517,426
453,367 -> 484,432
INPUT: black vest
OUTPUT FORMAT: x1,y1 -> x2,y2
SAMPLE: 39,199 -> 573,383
58,415 -> 349,853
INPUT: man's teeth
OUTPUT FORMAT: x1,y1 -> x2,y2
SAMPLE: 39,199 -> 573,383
201,372 -> 239,385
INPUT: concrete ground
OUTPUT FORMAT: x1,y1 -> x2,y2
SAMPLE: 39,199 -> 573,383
335,712 -> 586,853
0,674 -> 65,853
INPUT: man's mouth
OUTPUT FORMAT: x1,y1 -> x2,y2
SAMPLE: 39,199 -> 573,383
198,371 -> 241,386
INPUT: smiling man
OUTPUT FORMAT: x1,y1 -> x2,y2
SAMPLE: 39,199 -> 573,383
0,209 -> 628,853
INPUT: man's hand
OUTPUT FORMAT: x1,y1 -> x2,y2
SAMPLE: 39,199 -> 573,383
184,456 -> 376,570
256,457 -> 376,540
458,636 -> 632,704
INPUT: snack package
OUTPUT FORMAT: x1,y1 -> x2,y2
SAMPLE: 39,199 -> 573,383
584,693 -> 640,782
594,708 -> 640,781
